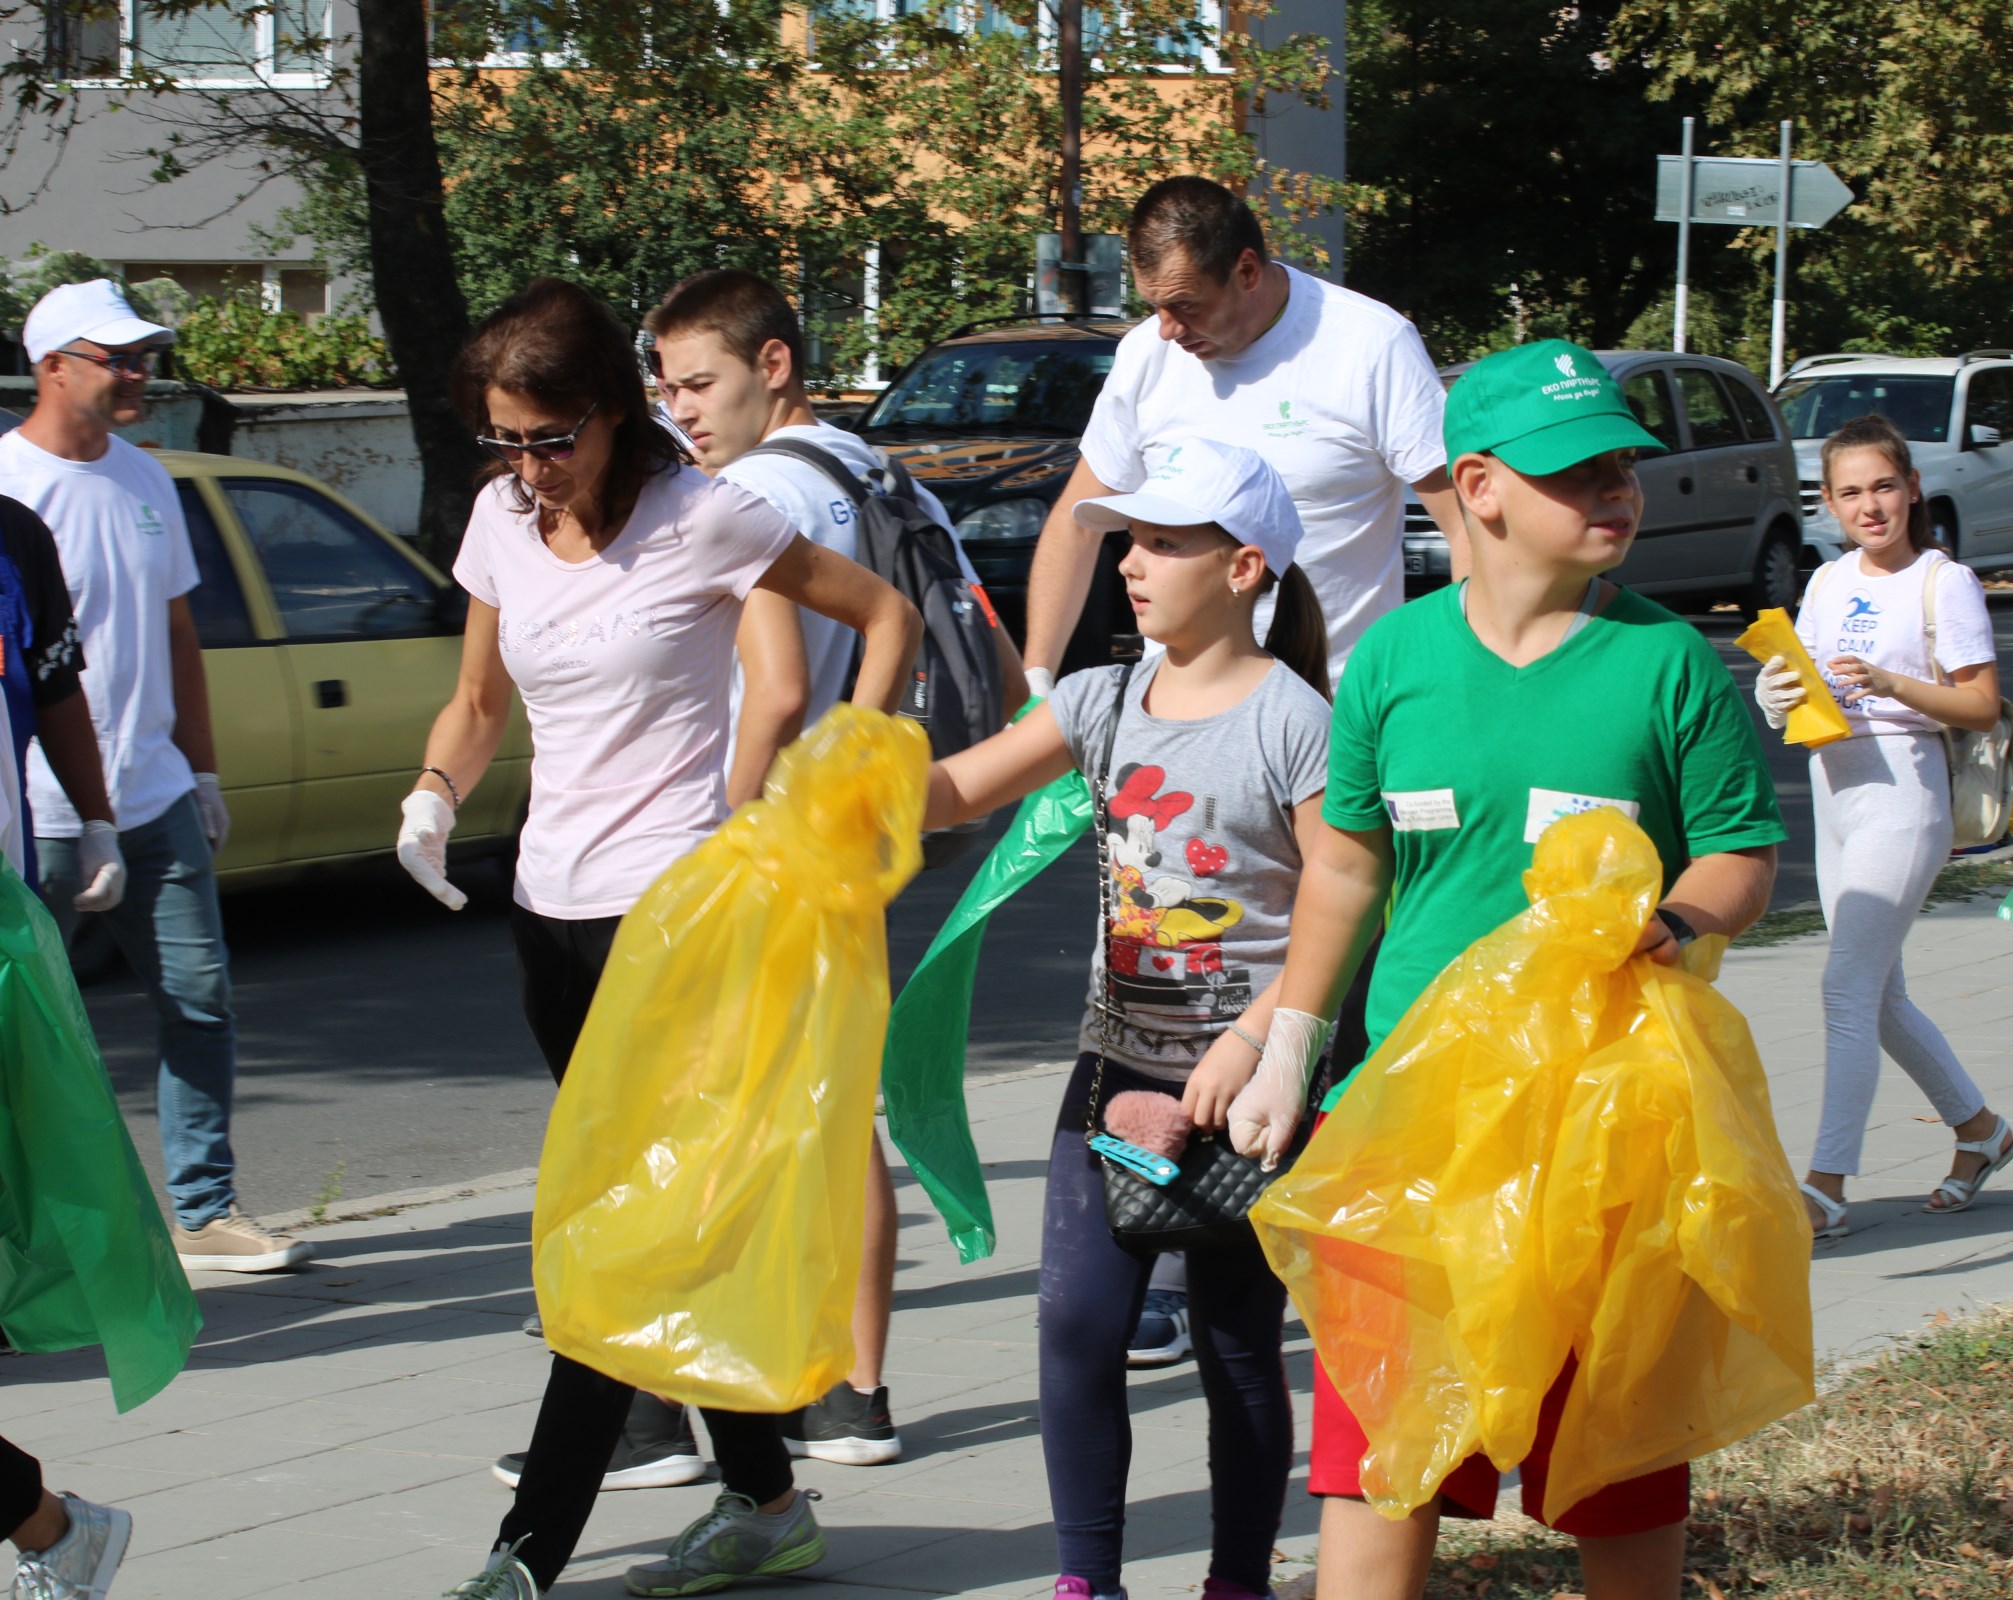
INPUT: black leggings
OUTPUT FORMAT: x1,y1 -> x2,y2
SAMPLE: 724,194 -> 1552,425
1038,1055 -> 1295,1595
0,1436 -> 41,1543
499,904 -> 793,1591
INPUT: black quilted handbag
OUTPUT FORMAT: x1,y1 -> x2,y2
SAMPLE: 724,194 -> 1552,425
1081,663 -> 1284,1253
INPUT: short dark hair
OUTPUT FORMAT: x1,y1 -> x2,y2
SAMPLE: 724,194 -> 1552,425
1128,177 -> 1269,284
451,276 -> 685,516
645,269 -> 806,384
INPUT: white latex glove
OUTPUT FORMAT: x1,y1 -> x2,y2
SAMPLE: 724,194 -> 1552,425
1025,666 -> 1056,701
1227,1007 -> 1333,1172
73,819 -> 127,913
192,772 -> 231,852
1753,654 -> 1806,730
397,790 -> 466,910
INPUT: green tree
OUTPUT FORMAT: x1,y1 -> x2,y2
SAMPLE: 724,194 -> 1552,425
1340,0 -> 1711,361
1612,0 -> 2013,359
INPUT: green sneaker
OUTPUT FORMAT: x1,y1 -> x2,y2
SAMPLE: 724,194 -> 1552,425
443,1539 -> 539,1598
624,1489 -> 824,1597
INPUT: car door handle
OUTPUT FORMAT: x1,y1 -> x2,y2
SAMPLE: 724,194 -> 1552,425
314,679 -> 348,709
1678,476 -> 1695,494
1745,465 -> 1759,483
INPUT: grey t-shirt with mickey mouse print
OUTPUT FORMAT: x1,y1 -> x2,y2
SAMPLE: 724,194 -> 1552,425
1048,656 -> 1332,1080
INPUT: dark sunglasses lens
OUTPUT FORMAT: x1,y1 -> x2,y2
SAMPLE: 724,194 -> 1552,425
525,441 -> 578,462
478,439 -> 523,464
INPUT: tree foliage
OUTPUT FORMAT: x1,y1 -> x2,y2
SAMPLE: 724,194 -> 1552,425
1610,0 -> 2013,358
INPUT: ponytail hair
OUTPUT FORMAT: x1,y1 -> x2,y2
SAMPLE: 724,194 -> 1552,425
1262,563 -> 1331,700
1820,414 -> 1937,552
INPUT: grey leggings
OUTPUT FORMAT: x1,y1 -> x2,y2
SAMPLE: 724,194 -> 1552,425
1808,733 -> 1985,1175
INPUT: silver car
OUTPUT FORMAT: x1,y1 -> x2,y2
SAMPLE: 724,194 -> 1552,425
1405,350 -> 1808,616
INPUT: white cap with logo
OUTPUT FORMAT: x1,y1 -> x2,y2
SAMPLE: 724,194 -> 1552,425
22,279 -> 175,364
1074,437 -> 1304,577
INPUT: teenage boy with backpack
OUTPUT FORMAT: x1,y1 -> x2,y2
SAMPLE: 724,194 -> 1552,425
645,267 -> 1027,1469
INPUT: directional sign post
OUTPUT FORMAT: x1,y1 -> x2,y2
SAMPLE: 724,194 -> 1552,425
1655,123 -> 1853,383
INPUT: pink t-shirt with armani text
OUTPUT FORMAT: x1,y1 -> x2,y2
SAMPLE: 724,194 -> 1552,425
454,465 -> 796,918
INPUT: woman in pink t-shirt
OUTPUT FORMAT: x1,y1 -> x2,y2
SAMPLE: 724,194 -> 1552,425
394,279 -> 919,1600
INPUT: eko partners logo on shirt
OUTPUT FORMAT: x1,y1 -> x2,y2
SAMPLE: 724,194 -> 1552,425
137,502 -> 166,536
1262,400 -> 1311,439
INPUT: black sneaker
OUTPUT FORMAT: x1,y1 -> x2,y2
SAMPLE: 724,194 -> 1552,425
1126,1289 -> 1192,1367
781,1381 -> 902,1466
492,1392 -> 708,1491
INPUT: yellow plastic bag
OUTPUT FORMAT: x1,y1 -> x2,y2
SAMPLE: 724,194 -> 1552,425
1735,608 -> 1851,748
1252,809 -> 1813,1522
532,706 -> 930,1411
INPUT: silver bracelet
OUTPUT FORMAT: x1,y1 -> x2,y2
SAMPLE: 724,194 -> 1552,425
419,765 -> 462,810
1227,1020 -> 1266,1054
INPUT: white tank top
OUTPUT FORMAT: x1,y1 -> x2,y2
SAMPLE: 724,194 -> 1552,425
1794,549 -> 1997,736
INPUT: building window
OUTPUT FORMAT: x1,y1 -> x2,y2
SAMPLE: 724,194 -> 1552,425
43,2 -> 121,77
431,0 -> 571,67
54,1 -> 333,87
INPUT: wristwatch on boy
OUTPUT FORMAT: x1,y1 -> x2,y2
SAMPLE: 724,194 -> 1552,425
1654,907 -> 1698,948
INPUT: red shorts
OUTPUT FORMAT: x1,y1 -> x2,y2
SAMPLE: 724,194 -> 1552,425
1308,1344 -> 1690,1537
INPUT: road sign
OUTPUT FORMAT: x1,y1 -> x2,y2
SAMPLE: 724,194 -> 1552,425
1655,155 -> 1853,229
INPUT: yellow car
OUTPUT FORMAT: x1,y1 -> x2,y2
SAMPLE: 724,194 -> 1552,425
156,450 -> 530,884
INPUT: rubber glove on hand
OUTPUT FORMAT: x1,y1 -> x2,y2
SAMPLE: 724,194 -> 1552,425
1754,654 -> 1806,730
1024,666 -> 1056,700
1227,1008 -> 1333,1171
73,819 -> 127,913
397,791 -> 466,910
192,772 -> 231,852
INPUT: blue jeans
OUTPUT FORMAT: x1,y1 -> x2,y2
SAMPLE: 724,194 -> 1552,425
37,792 -> 237,1229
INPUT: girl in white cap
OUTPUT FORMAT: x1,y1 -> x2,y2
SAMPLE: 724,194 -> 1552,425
922,436 -> 1331,1600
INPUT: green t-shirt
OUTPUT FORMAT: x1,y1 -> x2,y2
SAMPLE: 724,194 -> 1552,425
1319,584 -> 1786,1109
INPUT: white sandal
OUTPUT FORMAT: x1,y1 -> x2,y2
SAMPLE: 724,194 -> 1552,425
1929,1114 -> 2013,1214
1800,1181 -> 1849,1240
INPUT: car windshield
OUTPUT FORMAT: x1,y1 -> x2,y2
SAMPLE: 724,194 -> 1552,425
1774,374 -> 1955,442
866,340 -> 1115,434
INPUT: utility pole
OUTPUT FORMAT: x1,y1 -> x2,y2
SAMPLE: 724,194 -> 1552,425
1057,0 -> 1086,315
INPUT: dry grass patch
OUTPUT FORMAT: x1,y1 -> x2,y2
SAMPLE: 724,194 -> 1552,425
1294,1306 -> 2013,1599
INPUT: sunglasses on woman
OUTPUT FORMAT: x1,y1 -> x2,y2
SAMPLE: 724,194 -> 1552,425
476,403 -> 599,464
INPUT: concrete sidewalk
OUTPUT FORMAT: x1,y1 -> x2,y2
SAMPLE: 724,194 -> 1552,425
4,890 -> 2011,1598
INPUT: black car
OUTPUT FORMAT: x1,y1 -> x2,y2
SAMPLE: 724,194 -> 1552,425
839,316 -> 1136,673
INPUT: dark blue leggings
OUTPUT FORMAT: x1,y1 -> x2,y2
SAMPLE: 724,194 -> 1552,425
1038,1054 -> 1293,1594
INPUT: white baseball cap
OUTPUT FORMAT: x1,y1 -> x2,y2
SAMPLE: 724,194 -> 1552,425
22,279 -> 174,364
1074,437 -> 1304,577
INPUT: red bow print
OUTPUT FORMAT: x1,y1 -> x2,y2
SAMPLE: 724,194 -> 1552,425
1109,766 -> 1193,831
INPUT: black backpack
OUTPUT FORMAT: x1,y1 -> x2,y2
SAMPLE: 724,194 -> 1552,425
741,437 -> 1006,866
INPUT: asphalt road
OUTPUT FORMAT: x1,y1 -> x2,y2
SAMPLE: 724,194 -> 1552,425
83,596 -> 2013,1218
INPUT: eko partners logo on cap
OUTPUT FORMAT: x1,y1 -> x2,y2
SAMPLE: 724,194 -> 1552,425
1443,339 -> 1667,477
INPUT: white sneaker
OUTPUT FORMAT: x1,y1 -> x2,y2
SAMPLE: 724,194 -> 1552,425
10,1492 -> 131,1599
172,1204 -> 312,1273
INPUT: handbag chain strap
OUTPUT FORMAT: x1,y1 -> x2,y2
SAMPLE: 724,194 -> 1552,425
1084,661 -> 1137,1145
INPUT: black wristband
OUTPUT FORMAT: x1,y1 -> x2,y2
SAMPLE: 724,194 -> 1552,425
1654,907 -> 1698,947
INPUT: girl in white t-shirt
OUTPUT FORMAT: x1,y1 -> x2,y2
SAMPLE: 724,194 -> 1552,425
1755,414 -> 2009,1240
397,279 -> 919,1600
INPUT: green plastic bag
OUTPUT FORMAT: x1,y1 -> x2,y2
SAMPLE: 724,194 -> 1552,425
0,863 -> 200,1411
882,768 -> 1094,1263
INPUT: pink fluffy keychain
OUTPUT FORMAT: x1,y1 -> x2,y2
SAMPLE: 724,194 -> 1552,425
1104,1091 -> 1192,1161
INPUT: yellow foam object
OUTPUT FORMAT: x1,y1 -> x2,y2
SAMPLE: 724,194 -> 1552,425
1735,609 -> 1851,748
532,705 -> 930,1411
1252,809 -> 1814,1523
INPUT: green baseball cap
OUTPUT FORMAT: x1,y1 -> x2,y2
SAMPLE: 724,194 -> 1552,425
1443,339 -> 1667,475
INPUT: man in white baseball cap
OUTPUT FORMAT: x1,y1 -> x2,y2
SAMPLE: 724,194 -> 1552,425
21,279 -> 176,368
0,279 -> 309,1274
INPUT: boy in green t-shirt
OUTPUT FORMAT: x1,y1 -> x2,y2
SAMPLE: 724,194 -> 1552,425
1236,340 -> 1785,1600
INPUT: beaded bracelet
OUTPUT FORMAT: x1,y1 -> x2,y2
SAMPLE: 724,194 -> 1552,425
419,765 -> 462,810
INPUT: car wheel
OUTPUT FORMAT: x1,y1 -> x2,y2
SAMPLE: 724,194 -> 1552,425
1929,502 -> 1959,556
66,913 -> 124,986
1740,528 -> 1802,620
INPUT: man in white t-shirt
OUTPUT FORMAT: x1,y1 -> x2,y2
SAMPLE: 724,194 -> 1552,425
647,268 -> 1027,1472
0,279 -> 309,1274
1022,176 -> 1467,693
